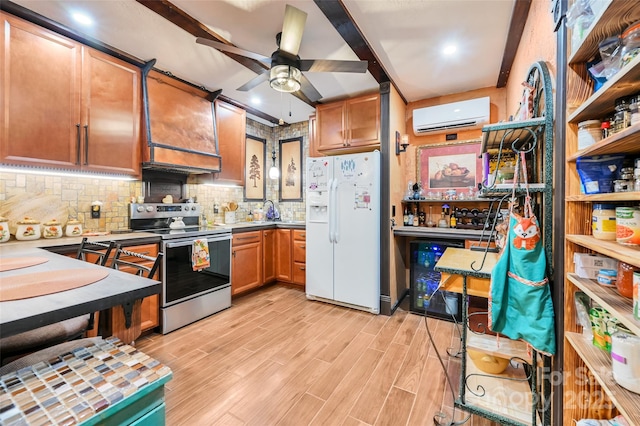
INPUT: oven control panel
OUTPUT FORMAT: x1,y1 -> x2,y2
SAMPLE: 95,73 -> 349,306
130,203 -> 201,219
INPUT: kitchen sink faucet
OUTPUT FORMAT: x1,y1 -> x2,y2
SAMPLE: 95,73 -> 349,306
264,200 -> 280,221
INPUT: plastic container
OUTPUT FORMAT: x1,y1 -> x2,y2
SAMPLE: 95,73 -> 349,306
616,206 -> 640,245
621,20 -> 640,67
612,97 -> 631,133
596,268 -> 617,287
578,120 -> 602,150
0,216 -> 9,243
611,330 -> 640,394
592,203 -> 617,240
616,261 -> 637,299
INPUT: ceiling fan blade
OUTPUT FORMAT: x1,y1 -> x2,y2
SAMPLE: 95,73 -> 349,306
279,5 -> 307,56
196,37 -> 271,64
298,74 -> 322,103
236,72 -> 269,92
300,59 -> 369,73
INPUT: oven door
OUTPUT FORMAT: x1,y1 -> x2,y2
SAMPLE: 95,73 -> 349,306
162,234 -> 231,307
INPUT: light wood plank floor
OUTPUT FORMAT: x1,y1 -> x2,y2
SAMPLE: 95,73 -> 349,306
137,284 -> 498,426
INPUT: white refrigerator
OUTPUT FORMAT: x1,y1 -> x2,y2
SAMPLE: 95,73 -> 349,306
305,151 -> 380,314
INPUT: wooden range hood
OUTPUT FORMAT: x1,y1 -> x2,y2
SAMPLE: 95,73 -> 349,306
141,59 -> 223,175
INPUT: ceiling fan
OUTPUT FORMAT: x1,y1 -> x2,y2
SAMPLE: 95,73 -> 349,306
196,4 -> 368,103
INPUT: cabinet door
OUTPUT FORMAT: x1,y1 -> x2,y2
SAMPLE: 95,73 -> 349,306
214,100 -> 246,185
1,13 -> 81,168
316,101 -> 346,151
262,229 -> 276,283
292,230 -> 306,286
346,94 -> 380,147
275,229 -> 292,282
232,231 -> 262,295
83,47 -> 141,176
114,243 -> 160,333
307,114 -> 323,158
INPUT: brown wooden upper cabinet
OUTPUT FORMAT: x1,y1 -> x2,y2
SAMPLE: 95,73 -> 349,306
314,92 -> 380,154
0,12 -> 141,176
212,100 -> 246,185
143,69 -> 221,174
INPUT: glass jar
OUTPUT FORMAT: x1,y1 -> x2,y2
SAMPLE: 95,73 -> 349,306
621,20 -> 640,67
630,94 -> 640,126
616,261 -> 637,299
577,120 -> 602,150
612,97 -> 631,133
592,203 -> 617,240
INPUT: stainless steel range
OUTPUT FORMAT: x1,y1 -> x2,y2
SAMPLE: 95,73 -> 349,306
130,203 -> 232,334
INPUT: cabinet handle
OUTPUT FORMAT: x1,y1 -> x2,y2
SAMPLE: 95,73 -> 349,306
75,124 -> 81,165
299,266 -> 305,270
83,125 -> 89,165
232,251 -> 236,257
236,236 -> 255,240
300,245 -> 305,249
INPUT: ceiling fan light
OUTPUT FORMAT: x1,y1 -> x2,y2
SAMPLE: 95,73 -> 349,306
269,64 -> 301,93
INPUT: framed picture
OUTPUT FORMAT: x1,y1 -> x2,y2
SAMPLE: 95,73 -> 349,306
244,134 -> 266,201
279,136 -> 303,202
417,140 -> 482,193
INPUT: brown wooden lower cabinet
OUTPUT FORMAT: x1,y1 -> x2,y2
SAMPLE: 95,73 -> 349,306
231,231 -> 262,296
98,243 -> 160,342
292,230 -> 306,286
275,229 -> 292,282
262,229 -> 276,283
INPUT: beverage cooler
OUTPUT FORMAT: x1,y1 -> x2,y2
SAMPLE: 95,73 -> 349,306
409,240 -> 463,322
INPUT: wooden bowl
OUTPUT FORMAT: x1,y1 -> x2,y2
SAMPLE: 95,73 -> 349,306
468,349 -> 510,375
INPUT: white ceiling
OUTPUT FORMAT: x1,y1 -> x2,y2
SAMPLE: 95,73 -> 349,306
9,0 -> 515,126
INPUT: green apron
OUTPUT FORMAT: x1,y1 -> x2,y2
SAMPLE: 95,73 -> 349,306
489,208 -> 556,355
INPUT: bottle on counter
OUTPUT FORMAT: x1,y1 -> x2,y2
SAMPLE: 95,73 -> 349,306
403,207 -> 409,226
407,208 -> 414,226
450,212 -> 457,228
412,208 -> 419,227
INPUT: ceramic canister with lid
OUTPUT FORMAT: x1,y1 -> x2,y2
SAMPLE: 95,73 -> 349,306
42,219 -> 63,239
0,216 -> 9,243
15,218 -> 41,241
65,219 -> 83,237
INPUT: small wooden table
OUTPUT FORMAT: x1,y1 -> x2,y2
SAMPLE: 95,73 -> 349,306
0,246 -> 160,339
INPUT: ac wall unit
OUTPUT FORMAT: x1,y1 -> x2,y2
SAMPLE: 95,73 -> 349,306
413,97 -> 490,135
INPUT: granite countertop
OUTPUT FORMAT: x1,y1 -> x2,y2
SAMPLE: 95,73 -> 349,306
0,222 -> 306,248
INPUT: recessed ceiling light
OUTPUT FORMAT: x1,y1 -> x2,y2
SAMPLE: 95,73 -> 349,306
443,44 -> 457,56
72,12 -> 93,26
251,97 -> 261,105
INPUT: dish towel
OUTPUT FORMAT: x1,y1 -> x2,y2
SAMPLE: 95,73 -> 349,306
192,239 -> 210,271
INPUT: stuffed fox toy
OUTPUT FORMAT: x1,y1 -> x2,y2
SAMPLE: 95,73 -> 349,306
512,216 -> 540,250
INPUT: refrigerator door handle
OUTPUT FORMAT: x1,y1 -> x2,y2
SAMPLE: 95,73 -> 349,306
335,178 -> 339,243
330,178 -> 338,243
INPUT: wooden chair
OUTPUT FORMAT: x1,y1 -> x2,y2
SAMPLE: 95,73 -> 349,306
0,239 -> 117,366
111,244 -> 163,278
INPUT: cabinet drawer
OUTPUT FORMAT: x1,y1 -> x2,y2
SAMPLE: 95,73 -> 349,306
233,231 -> 261,246
293,230 -> 306,241
293,240 -> 306,263
292,261 -> 306,285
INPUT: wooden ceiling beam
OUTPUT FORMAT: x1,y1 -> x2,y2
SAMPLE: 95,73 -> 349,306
313,0 -> 406,104
496,0 -> 533,88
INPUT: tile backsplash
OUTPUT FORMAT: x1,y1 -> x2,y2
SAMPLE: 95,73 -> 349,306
0,118 -> 309,234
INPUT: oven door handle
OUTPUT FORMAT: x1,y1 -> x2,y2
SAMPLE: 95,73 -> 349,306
164,235 -> 231,249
